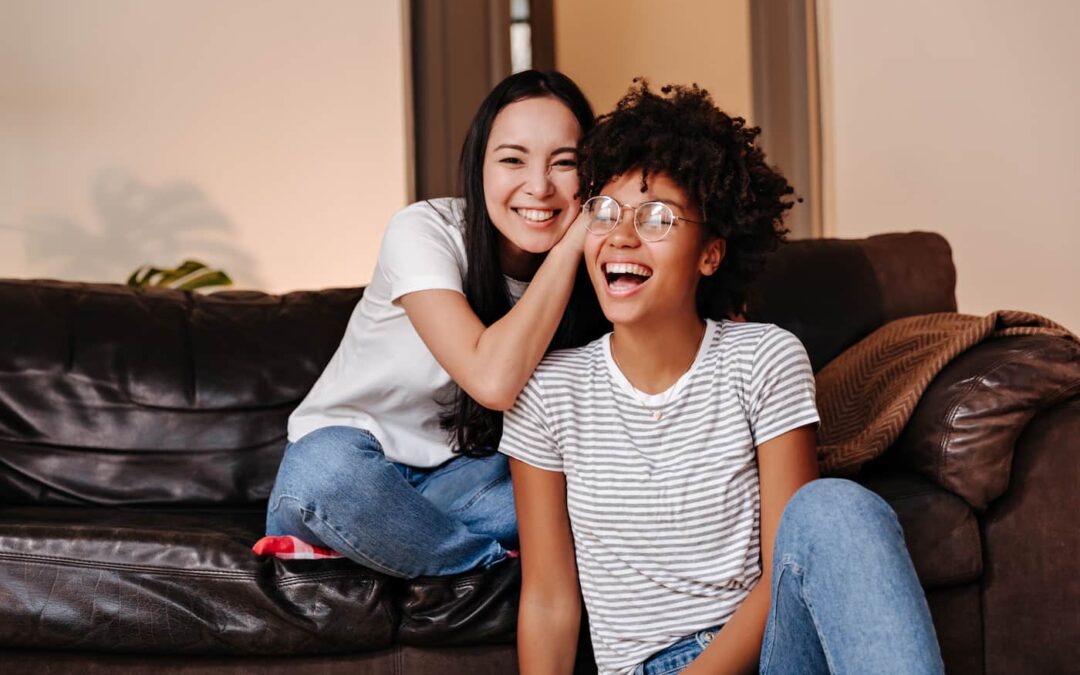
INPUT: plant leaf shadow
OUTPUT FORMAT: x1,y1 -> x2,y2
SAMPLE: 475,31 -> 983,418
12,168 -> 263,289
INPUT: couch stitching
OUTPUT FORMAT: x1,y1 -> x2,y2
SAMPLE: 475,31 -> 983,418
0,551 -> 378,584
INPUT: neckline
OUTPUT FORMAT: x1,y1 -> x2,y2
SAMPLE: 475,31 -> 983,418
603,319 -> 719,410
503,276 -> 529,303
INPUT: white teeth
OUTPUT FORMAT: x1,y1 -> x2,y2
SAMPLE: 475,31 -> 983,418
604,262 -> 652,277
515,208 -> 555,222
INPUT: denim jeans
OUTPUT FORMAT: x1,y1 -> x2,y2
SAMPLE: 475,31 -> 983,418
636,479 -> 945,675
265,425 -> 514,578
633,626 -> 723,675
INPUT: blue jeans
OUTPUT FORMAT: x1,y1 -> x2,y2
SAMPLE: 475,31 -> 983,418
265,426 -> 515,578
637,479 -> 944,675
633,626 -> 723,675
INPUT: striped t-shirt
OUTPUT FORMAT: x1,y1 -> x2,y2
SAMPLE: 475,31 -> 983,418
500,319 -> 819,675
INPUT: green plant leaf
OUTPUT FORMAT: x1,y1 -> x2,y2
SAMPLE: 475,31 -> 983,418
176,270 -> 233,291
126,259 -> 233,291
154,260 -> 208,287
127,265 -> 166,287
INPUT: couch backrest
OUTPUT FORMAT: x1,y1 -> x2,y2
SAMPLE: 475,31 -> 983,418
0,231 -> 956,506
0,280 -> 361,506
746,231 -> 957,371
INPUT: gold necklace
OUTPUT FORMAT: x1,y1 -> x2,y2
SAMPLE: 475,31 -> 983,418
610,349 -> 680,421
609,324 -> 706,421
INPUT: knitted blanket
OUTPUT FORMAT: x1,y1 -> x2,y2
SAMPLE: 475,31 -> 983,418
815,310 -> 1077,475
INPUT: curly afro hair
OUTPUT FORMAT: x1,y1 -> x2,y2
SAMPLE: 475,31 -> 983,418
577,80 -> 795,319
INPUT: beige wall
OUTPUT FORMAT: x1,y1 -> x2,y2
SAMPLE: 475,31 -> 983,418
818,0 -> 1079,331
0,0 -> 410,293
554,0 -> 753,120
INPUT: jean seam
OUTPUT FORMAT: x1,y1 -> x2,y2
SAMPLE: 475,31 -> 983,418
277,494 -> 405,578
760,562 -> 787,675
793,560 -> 838,675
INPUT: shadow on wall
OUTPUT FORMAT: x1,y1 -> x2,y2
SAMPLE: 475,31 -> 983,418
4,168 -> 263,289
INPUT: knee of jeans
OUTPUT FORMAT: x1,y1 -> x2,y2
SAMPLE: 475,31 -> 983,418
778,478 -> 899,548
271,427 -> 382,508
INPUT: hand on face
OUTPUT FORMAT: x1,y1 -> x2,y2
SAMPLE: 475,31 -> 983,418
553,202 -> 590,255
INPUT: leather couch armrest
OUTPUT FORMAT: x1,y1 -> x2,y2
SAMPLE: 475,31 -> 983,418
889,334 -> 1080,510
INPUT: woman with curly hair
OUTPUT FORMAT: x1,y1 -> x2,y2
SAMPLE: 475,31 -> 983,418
500,82 -> 943,674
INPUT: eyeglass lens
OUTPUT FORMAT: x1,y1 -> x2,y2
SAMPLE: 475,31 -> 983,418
584,197 -> 674,241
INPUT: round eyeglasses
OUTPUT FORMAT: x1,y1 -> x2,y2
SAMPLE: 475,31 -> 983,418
582,195 -> 704,242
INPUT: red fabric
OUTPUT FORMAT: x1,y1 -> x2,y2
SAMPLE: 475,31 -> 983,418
252,536 -> 520,564
252,535 -> 344,560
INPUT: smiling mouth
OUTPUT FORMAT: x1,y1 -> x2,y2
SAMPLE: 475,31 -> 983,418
514,208 -> 559,224
603,262 -> 653,293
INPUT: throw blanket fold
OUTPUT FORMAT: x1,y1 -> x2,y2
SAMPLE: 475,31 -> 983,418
253,535 -> 344,560
815,310 -> 1077,475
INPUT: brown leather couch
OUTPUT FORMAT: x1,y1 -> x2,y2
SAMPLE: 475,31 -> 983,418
1,232 -> 1077,674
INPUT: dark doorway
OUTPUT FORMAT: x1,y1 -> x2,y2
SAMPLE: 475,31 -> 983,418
411,0 -> 555,200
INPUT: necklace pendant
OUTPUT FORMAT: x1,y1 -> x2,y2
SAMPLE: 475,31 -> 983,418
653,410 -> 662,421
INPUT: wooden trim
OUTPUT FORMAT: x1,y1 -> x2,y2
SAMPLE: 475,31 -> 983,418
804,0 -> 824,238
401,0 -> 416,204
815,0 -> 837,237
529,0 -> 556,72
487,0 -> 510,83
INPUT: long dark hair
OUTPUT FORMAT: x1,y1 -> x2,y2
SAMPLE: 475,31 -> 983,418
440,70 -> 609,457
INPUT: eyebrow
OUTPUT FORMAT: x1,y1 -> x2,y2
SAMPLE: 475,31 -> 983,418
492,144 -> 578,156
652,197 -> 688,210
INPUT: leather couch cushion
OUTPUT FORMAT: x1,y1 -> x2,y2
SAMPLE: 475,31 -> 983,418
0,507 -> 397,655
399,559 -> 520,647
0,280 -> 362,506
860,470 -> 982,588
0,645 -> 520,674
897,334 -> 1080,510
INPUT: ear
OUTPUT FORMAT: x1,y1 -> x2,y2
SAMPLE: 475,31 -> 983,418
699,238 -> 726,276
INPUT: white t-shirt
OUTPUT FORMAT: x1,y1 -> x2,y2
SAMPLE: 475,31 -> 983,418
288,197 -> 527,468
499,320 -> 819,675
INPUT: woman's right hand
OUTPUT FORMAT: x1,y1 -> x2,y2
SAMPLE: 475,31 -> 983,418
553,202 -> 591,255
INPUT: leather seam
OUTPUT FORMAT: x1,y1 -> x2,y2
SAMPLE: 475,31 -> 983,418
923,569 -> 982,587
0,551 -> 378,584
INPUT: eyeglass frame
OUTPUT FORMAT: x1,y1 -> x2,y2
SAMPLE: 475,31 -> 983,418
581,195 -> 705,242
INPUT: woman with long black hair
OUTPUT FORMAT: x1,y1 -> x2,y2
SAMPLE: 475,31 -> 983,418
265,70 -> 607,578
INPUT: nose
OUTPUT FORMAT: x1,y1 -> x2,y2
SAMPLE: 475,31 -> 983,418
523,163 -> 554,198
606,206 -> 640,248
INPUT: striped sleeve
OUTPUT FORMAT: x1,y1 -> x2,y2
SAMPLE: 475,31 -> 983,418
499,372 -> 563,472
748,326 -> 820,446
